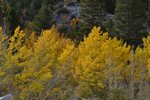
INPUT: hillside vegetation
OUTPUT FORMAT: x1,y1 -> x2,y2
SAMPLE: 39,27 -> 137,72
0,27 -> 149,99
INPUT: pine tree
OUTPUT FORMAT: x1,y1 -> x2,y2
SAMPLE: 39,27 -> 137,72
114,0 -> 148,46
32,0 -> 53,35
148,0 -> 150,28
104,0 -> 116,14
80,0 -> 106,34
29,0 -> 43,20
0,0 -> 25,35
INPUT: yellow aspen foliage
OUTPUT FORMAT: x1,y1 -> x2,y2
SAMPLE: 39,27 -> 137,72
19,27 -> 73,99
32,27 -> 72,73
74,27 -> 131,98
131,47 -> 147,81
5,26 -> 25,66
4,27 -> 26,69
59,43 -> 76,63
0,27 -> 25,98
7,27 -> 25,53
57,43 -> 77,98
101,38 -> 130,89
143,36 -> 150,78
74,27 -> 107,98
0,28 -> 6,55
24,32 -> 37,49
0,27 -> 7,77
1,27 -> 33,98
0,25 -> 150,99
127,37 -> 150,99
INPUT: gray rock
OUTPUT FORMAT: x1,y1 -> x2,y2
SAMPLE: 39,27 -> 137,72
0,94 -> 14,100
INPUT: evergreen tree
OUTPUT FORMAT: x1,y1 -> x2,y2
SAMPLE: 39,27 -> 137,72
32,0 -> 53,35
114,0 -> 148,46
148,0 -> 150,28
104,0 -> 116,14
29,0 -> 43,20
32,0 -> 63,35
0,0 -> 25,35
80,0 -> 106,34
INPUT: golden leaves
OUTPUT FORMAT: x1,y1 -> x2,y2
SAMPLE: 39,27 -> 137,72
0,26 -> 150,99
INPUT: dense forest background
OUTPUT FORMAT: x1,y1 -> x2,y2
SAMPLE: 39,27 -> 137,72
0,0 -> 150,100
0,0 -> 149,45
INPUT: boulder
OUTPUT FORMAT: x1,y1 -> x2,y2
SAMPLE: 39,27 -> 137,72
0,94 -> 14,100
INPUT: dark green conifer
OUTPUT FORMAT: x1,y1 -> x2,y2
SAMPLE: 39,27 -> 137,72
114,0 -> 148,46
32,0 -> 53,35
80,0 -> 106,34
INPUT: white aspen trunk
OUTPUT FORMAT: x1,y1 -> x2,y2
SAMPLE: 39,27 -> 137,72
108,54 -> 113,90
130,50 -> 135,100
138,56 -> 147,100
138,73 -> 144,100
